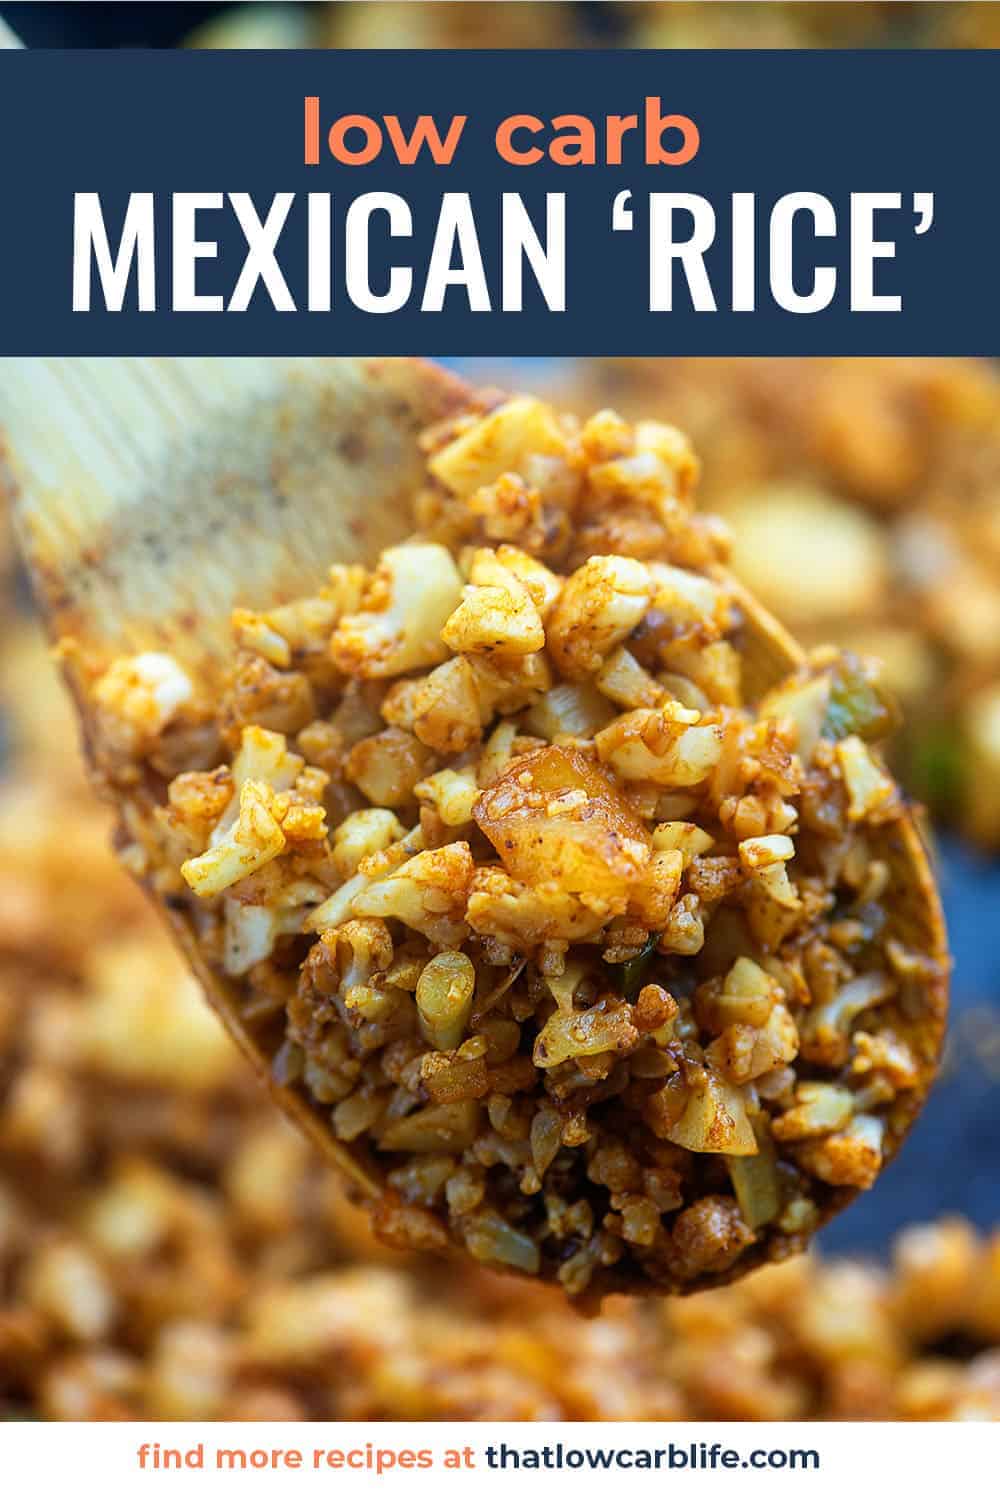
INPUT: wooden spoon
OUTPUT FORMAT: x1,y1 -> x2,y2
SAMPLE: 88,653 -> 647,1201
1,356 -> 948,1274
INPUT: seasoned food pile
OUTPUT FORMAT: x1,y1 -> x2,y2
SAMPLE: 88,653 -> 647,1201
83,397 -> 945,1296
0,629 -> 982,1422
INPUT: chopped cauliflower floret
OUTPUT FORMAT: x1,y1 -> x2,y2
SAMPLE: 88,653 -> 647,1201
795,1113 -> 885,1189
305,870 -> 374,935
165,768 -> 235,853
799,971 -> 896,1068
332,808 -> 407,879
244,593 -> 345,662
441,548 -> 545,657
546,556 -> 654,680
706,1001 -> 799,1085
493,545 -> 562,619
466,868 -> 611,946
384,656 -> 486,755
468,652 -> 552,717
595,705 -> 722,787
628,848 -> 684,928
212,726 -> 304,846
697,957 -> 780,1031
414,767 -> 480,827
772,1082 -> 855,1141
182,780 -> 287,898
579,407 -> 633,463
331,543 -> 463,678
323,563 -> 369,616
633,419 -> 699,496
224,876 -> 328,976
231,609 -> 292,668
94,652 -> 193,738
351,843 -> 474,945
739,832 -> 800,916
231,725 -> 303,790
325,918 -> 397,1019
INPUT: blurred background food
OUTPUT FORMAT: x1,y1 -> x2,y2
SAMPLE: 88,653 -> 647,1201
3,0 -> 1000,1423
6,1 -> 1000,50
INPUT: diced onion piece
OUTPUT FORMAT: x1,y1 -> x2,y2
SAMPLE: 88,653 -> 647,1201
595,647 -> 664,710
533,1001 -> 639,1069
652,821 -> 715,862
333,1094 -> 384,1143
661,1070 -> 758,1156
522,682 -> 615,741
429,397 -> 568,497
759,673 -> 832,765
738,834 -> 795,870
727,1128 -> 781,1229
543,959 -> 589,1013
463,1210 -> 541,1274
305,871 -> 373,934
377,1100 -> 481,1153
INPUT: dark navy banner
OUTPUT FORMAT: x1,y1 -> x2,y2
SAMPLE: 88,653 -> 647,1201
0,47 -> 996,354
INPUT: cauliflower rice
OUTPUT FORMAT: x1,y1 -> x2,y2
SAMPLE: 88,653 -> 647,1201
86,393 -> 947,1297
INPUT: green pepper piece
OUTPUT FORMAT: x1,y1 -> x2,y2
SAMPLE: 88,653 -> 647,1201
822,652 -> 900,744
908,726 -> 965,813
614,933 -> 659,1002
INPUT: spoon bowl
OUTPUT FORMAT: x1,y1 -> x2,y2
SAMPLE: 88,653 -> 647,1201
2,356 -> 948,1280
